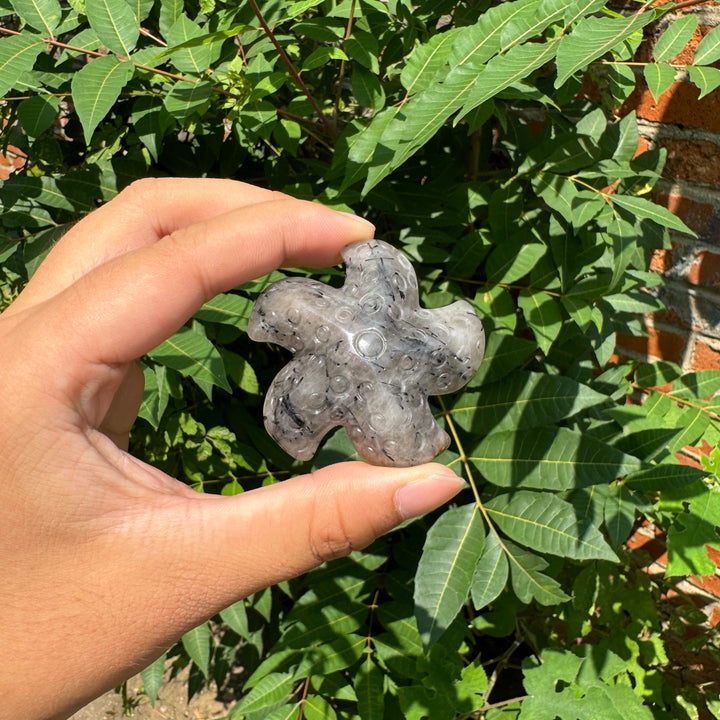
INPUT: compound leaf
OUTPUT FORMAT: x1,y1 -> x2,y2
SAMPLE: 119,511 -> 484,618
414,504 -> 486,649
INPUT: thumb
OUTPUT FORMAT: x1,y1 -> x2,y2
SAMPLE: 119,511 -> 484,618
158,462 -> 466,618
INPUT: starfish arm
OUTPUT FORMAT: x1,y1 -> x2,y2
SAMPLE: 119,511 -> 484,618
344,382 -> 450,466
415,300 -> 486,395
263,355 -> 338,462
341,239 -> 420,311
248,277 -> 345,354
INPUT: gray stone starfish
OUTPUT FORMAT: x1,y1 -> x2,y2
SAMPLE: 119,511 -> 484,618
247,239 -> 485,467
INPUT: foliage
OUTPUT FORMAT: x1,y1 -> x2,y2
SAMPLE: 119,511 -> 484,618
2,0 -> 720,717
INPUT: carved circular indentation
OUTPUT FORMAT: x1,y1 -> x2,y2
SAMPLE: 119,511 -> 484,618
437,373 -> 451,389
431,349 -> 446,367
399,354 -> 415,370
287,307 -> 301,325
288,337 -> 305,353
392,272 -> 406,294
315,324 -> 330,343
360,293 -> 383,314
369,413 -> 386,432
307,392 -> 326,409
335,306 -> 353,323
330,375 -> 350,394
354,329 -> 386,359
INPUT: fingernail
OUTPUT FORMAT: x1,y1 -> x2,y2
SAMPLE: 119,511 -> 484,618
394,470 -> 468,520
335,210 -> 375,231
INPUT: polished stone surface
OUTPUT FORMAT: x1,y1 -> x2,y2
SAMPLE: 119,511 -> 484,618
248,239 -> 485,466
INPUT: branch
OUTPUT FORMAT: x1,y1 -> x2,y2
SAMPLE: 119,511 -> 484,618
247,0 -> 334,134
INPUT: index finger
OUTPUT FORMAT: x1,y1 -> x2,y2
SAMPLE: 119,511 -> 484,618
33,194 -> 375,374
13,178 -> 295,312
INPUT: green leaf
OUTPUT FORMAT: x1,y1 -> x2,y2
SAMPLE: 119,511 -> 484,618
303,695 -> 337,720
694,23 -> 720,65
352,64 -> 385,110
653,14 -> 698,63
521,647 -> 654,720
624,463 -> 708,492
486,491 -> 618,560
518,289 -> 563,356
666,486 -> 720,576
297,634 -> 366,677
400,30 -> 458,95
10,0 -> 62,35
450,371 -> 608,435
468,332 -> 535,387
473,427 -> 641,490
194,293 -> 254,328
234,672 -> 295,715
158,0 -> 183,38
688,64 -> 720,99
610,193 -> 696,236
126,0 -> 154,22
414,504 -> 486,649
165,14 -> 214,74
163,79 -> 213,120
470,530 -> 508,610
71,55 -> 134,143
487,242 -> 546,284
147,324 -> 230,396
355,654 -> 385,720
504,540 -> 570,605
555,12 -> 652,87
16,94 -> 60,137
85,0 -> 139,56
302,46 -> 348,71
357,0 -> 564,192
181,621 -> 210,678
603,483 -> 637,549
672,369 -> 720,400
139,653 -> 166,707
344,31 -> 379,73
285,0 -> 325,19
0,33 -> 46,97
220,599 -> 249,638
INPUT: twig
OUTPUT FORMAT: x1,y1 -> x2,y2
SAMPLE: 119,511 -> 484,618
333,0 -> 356,122
475,695 -> 530,714
247,0 -> 334,133
483,638 -> 522,703
297,676 -> 311,720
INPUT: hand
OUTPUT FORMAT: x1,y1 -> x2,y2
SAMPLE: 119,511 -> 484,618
0,178 -> 465,719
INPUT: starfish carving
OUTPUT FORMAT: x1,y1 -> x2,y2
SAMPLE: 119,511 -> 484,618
247,239 -> 485,467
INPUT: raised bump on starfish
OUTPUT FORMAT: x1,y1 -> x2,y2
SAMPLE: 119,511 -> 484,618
247,239 -> 485,467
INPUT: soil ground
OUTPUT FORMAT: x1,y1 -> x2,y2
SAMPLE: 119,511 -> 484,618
69,666 -> 231,720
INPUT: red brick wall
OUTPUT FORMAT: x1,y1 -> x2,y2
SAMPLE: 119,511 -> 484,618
618,1 -> 720,373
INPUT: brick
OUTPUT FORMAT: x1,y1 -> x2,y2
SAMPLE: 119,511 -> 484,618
694,340 -> 720,369
661,137 -> 720,185
617,324 -> 689,362
650,248 -> 673,273
629,81 -> 720,133
687,250 -> 720,289
653,191 -> 717,238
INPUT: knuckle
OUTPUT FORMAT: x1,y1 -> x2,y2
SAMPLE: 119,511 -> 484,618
308,494 -> 356,565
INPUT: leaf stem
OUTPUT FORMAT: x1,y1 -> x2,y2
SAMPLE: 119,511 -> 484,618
247,0 -> 334,134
